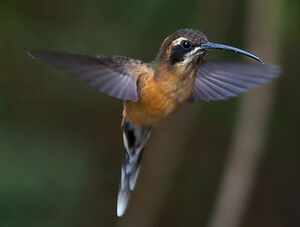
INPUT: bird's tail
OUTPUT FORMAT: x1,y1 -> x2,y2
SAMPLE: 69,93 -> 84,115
117,120 -> 151,217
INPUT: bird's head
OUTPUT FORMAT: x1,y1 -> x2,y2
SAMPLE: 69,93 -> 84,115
156,28 -> 263,75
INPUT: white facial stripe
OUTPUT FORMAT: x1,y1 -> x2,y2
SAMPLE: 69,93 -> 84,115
184,47 -> 201,58
171,37 -> 186,46
176,47 -> 201,68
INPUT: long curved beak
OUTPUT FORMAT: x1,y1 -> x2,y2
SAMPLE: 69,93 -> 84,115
200,41 -> 263,63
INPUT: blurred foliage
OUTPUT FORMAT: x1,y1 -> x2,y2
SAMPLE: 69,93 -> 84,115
0,0 -> 299,226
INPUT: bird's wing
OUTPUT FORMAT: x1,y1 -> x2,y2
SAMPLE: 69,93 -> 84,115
27,50 -> 146,101
189,62 -> 281,102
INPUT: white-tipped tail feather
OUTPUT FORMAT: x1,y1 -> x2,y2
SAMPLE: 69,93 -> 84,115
116,121 -> 151,217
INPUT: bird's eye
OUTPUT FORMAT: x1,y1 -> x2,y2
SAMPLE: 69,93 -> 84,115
181,40 -> 192,49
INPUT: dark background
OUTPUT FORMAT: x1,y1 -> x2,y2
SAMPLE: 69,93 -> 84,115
0,0 -> 299,226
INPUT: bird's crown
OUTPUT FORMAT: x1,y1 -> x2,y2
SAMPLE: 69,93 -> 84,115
156,29 -> 208,64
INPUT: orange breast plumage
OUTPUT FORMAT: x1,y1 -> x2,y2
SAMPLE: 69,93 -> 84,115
124,72 -> 195,126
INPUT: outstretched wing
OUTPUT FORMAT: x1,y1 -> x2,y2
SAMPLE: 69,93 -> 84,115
189,62 -> 281,102
28,50 -> 145,101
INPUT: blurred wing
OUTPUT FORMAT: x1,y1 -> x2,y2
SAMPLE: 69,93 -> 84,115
189,62 -> 281,102
28,50 -> 144,101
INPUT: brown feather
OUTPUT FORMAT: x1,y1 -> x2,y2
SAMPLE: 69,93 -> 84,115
124,63 -> 196,126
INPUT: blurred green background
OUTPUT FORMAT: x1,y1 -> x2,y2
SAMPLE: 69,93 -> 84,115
0,0 -> 299,226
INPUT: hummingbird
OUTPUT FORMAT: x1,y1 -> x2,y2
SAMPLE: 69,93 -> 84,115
27,28 -> 280,217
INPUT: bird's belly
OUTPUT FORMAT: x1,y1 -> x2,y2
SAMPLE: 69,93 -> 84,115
124,78 -> 192,126
125,92 -> 179,126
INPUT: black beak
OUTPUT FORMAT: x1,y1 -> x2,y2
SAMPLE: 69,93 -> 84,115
200,41 -> 263,63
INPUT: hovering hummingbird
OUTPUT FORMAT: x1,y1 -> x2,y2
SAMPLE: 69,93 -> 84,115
27,28 -> 280,217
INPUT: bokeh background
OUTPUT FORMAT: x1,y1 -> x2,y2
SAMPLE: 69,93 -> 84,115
1,0 -> 299,226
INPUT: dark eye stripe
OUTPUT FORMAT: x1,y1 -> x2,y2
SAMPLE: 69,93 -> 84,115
181,40 -> 192,49
170,41 -> 194,65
